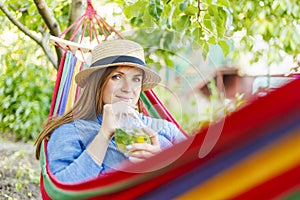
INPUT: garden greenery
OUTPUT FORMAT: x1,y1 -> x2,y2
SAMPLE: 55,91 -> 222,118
1,0 -> 298,141
0,37 -> 54,141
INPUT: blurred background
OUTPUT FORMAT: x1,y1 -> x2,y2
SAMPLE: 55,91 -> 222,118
1,0 -> 299,140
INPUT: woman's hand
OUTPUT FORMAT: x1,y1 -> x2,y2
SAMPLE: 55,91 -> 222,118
126,127 -> 161,163
101,101 -> 137,139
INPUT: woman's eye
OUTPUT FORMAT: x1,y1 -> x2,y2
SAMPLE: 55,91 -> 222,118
112,75 -> 121,80
133,77 -> 141,82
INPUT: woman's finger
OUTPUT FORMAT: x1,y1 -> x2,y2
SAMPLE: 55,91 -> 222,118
127,143 -> 161,154
141,127 -> 159,146
129,150 -> 153,159
128,156 -> 144,163
101,104 -> 117,138
127,143 -> 152,152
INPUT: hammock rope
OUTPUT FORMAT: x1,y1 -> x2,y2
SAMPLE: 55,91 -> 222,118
52,0 -> 123,53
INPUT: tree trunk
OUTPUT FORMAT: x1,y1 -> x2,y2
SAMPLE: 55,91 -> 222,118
66,0 -> 86,42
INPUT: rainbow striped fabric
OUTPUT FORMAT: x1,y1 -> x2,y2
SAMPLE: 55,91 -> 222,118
40,51 -> 300,199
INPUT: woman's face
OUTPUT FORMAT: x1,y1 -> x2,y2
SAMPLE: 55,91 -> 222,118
102,66 -> 143,105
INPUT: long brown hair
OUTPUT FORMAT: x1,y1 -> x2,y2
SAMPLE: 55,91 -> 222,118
35,66 -> 119,159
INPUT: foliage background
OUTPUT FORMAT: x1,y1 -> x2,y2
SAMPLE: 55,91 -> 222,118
0,36 -> 54,141
0,0 -> 299,141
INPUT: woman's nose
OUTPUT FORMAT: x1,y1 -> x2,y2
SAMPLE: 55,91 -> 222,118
120,80 -> 133,92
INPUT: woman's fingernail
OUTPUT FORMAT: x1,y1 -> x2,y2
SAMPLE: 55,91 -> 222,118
126,145 -> 132,150
124,152 -> 129,157
128,157 -> 134,162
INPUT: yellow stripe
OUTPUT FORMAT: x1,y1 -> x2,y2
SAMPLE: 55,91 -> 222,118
65,60 -> 81,112
177,130 -> 300,200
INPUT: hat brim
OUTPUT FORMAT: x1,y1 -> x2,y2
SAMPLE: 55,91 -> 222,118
75,62 -> 161,91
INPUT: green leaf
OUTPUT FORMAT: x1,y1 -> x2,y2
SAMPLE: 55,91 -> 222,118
184,5 -> 198,16
166,4 -> 176,28
176,15 -> 191,31
203,13 -> 213,31
202,0 -> 212,3
164,55 -> 174,67
179,1 -> 187,11
208,36 -> 216,44
218,40 -> 230,56
202,42 -> 209,60
208,5 -> 218,16
216,0 -> 230,7
148,0 -> 164,21
193,27 -> 203,43
28,4 -> 36,14
142,7 -> 156,27
216,24 -> 225,37
124,1 -> 147,19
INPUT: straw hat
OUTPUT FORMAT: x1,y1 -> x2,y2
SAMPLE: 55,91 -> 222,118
75,39 -> 161,91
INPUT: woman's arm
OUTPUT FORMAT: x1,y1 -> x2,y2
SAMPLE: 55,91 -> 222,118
47,123 -> 105,183
86,128 -> 110,166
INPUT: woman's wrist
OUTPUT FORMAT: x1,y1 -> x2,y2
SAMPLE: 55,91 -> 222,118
100,128 -> 113,141
86,130 -> 111,166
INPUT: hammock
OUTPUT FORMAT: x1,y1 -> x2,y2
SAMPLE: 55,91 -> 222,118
41,74 -> 300,200
40,1 -> 300,199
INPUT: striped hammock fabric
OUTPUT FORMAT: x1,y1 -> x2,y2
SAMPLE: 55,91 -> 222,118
40,49 -> 300,199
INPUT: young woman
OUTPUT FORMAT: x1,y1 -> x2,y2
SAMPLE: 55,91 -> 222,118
35,39 -> 186,183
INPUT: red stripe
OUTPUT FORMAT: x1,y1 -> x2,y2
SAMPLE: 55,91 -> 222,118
40,173 -> 52,200
107,78 -> 300,198
43,140 -> 145,191
48,52 -> 67,118
42,78 -> 300,198
193,78 -> 300,149
231,164 -> 300,200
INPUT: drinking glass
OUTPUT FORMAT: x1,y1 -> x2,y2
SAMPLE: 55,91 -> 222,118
115,112 -> 151,153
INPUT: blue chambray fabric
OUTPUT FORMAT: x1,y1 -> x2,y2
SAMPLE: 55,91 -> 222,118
47,112 -> 186,183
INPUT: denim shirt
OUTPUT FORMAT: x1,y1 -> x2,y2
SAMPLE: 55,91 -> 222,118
47,113 -> 186,183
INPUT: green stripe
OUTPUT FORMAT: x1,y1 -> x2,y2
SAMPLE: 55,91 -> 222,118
40,140 -> 160,200
282,189 -> 300,200
53,52 -> 72,115
40,140 -> 101,199
140,92 -> 161,118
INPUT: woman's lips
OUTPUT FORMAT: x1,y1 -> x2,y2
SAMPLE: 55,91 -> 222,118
116,96 -> 131,102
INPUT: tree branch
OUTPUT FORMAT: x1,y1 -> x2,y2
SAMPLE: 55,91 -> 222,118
0,1 -> 58,68
34,0 -> 63,68
33,0 -> 61,36
0,2 -> 40,44
197,0 -> 211,35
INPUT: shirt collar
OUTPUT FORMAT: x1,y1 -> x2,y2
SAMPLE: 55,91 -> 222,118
97,114 -> 103,124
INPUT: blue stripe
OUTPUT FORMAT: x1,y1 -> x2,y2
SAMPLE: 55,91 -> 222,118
58,54 -> 77,116
90,56 -> 145,68
138,110 -> 300,199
